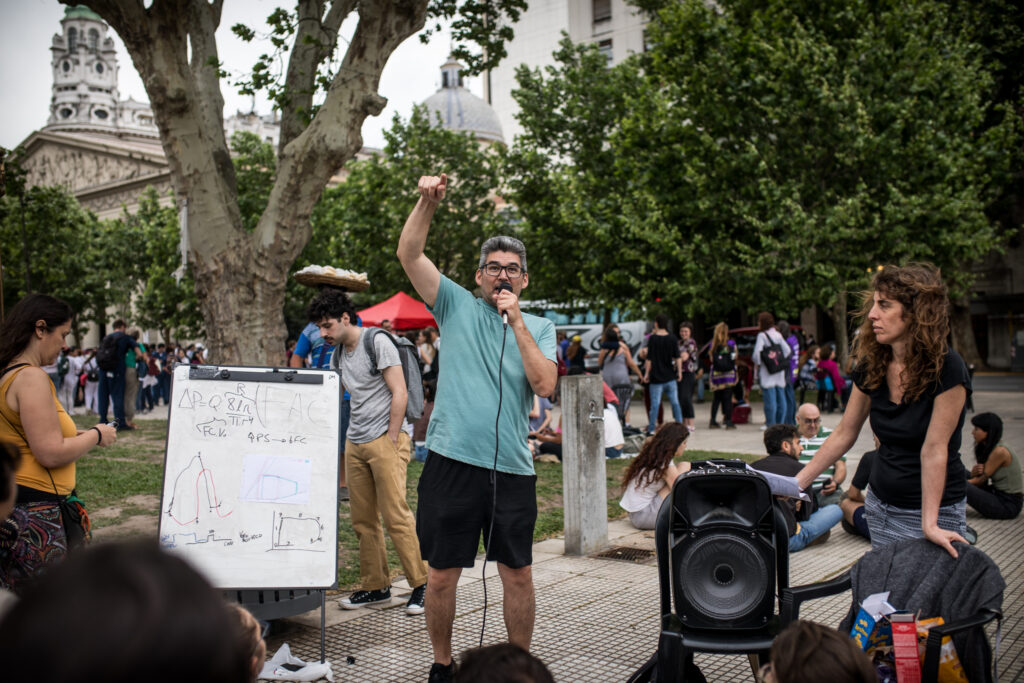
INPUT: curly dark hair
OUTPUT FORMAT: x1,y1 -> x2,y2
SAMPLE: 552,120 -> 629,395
851,263 -> 949,403
306,287 -> 357,324
621,423 -> 689,490
764,424 -> 799,456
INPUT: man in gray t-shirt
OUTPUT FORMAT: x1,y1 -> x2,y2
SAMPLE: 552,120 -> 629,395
307,288 -> 427,615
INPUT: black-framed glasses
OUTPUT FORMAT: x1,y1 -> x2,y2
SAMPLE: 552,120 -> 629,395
481,262 -> 523,279
800,417 -> 821,424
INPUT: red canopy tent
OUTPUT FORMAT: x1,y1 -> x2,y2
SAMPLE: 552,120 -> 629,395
357,291 -> 436,331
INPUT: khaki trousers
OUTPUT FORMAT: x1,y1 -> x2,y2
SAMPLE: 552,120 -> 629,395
346,432 -> 427,590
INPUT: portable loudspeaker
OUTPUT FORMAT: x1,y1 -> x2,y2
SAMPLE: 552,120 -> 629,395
668,461 -> 778,630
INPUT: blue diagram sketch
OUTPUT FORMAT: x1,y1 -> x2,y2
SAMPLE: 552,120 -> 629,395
161,529 -> 234,549
240,455 -> 312,505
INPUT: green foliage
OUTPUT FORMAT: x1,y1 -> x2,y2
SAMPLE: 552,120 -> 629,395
0,150 -> 132,339
619,0 -> 1019,311
424,0 -> 529,75
502,37 -> 645,315
293,105 -> 505,309
117,188 -> 204,343
229,1 -> 528,128
505,1 -> 1020,322
230,131 -> 277,232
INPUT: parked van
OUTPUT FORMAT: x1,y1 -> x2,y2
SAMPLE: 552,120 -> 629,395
555,321 -> 649,372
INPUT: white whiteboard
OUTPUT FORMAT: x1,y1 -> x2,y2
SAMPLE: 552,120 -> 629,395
158,364 -> 340,589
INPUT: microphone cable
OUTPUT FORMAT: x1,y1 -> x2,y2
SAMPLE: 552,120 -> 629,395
479,309 -> 510,647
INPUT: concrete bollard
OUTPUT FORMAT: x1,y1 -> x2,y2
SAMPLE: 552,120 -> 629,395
560,373 -> 608,555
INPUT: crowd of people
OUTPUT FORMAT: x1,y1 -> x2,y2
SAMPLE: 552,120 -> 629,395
44,332 -> 206,428
0,172 -> 1018,683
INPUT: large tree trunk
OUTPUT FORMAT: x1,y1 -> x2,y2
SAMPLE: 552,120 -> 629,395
950,293 -> 984,368
78,0 -> 428,365
827,289 -> 850,369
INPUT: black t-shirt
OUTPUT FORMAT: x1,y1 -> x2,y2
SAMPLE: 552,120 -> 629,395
109,331 -> 139,373
646,333 -> 680,384
751,452 -> 815,535
852,349 -> 971,508
851,449 -> 877,491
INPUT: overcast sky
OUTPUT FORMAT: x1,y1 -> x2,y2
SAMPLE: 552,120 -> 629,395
0,0 -> 483,150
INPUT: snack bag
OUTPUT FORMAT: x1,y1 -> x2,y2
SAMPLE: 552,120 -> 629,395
916,617 -> 968,683
851,592 -> 897,652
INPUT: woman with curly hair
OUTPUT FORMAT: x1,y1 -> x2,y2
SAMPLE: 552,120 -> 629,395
797,264 -> 971,557
966,412 -> 1022,519
618,423 -> 692,529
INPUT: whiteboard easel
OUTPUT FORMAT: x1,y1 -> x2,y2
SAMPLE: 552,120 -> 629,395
158,364 -> 340,590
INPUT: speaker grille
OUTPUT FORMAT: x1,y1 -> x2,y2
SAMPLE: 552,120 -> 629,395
677,534 -> 769,621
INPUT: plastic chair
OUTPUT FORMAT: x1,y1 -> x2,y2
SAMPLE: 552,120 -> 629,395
628,461 -> 845,682
784,537 -> 1004,683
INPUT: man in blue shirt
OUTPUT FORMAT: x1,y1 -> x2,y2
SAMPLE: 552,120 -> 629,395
398,173 -> 557,683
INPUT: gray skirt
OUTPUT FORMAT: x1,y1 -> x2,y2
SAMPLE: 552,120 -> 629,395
865,489 -> 967,550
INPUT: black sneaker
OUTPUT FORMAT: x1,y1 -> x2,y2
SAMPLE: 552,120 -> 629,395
708,421 -> 721,429
406,584 -> 426,615
339,587 -> 391,609
428,662 -> 456,683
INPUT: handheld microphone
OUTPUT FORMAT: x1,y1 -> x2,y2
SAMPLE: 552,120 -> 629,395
496,282 -> 513,327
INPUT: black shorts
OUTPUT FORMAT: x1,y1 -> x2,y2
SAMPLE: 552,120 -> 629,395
416,452 -> 537,569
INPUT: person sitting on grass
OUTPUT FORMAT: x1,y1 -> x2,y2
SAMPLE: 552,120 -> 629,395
619,423 -> 692,530
751,425 -> 842,552
966,412 -> 1022,520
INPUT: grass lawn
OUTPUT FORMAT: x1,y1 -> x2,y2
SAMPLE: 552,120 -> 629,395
72,417 -> 752,589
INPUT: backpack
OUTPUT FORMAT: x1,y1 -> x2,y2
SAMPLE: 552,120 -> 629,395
57,352 -> 70,379
332,328 -> 424,422
96,332 -> 122,372
758,332 -> 787,375
712,347 -> 735,373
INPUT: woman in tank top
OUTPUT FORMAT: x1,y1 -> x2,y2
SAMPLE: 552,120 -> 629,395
0,294 -> 117,591
966,412 -> 1022,519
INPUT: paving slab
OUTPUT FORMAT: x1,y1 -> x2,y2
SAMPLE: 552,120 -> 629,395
270,388 -> 1023,682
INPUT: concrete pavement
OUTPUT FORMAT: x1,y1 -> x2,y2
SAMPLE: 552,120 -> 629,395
268,385 -> 1024,682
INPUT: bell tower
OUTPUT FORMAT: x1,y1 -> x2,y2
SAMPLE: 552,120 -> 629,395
47,5 -> 120,129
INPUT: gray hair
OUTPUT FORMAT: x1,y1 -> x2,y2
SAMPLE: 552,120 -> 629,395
479,236 -> 527,273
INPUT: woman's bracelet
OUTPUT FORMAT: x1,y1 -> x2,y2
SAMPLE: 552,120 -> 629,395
91,426 -> 102,445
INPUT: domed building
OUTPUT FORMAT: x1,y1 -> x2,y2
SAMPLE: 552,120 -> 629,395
421,57 -> 504,146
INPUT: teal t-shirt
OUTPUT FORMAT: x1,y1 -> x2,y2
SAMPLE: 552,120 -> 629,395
426,276 -> 557,475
